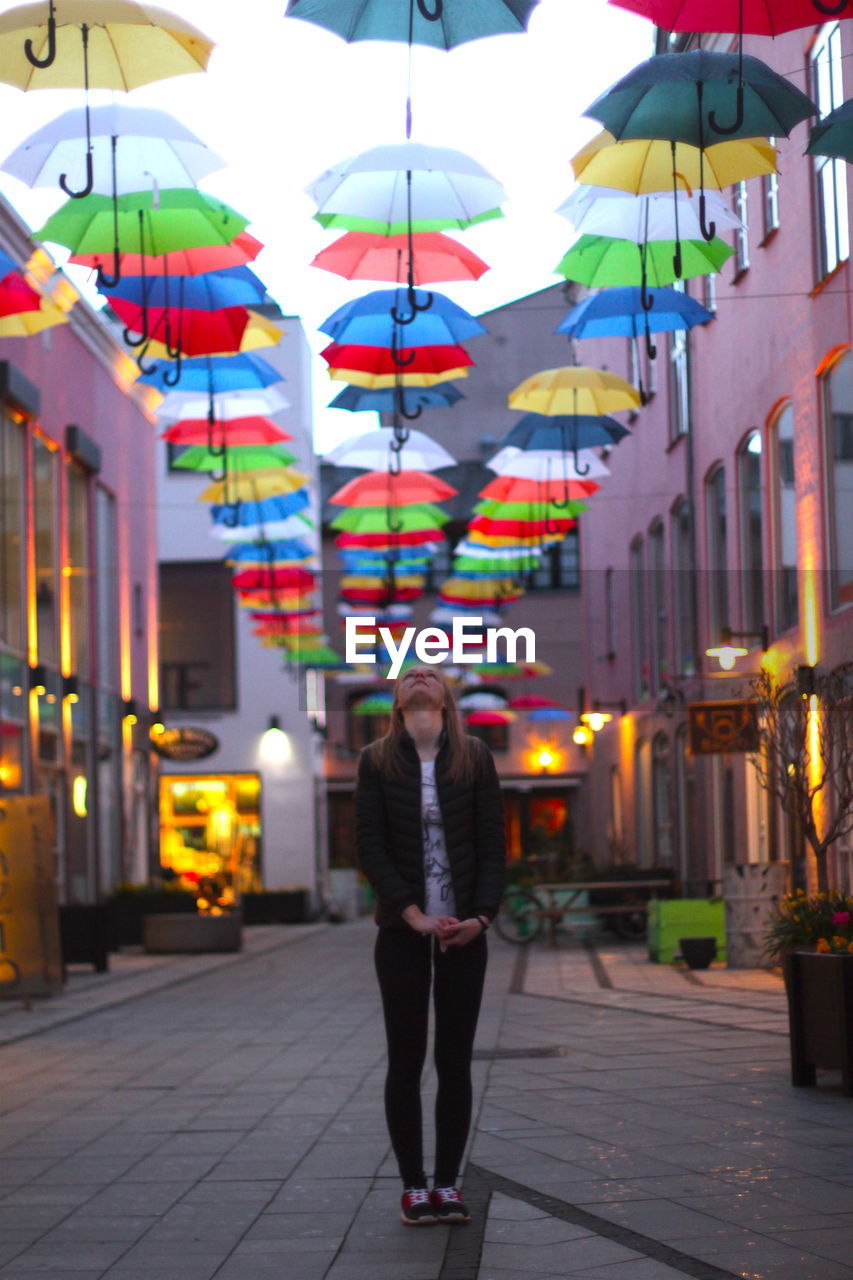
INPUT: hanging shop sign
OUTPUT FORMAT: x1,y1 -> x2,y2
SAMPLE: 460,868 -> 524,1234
150,726 -> 220,762
687,701 -> 760,755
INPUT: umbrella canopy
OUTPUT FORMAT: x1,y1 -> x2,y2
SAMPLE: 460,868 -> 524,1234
209,492 -> 311,527
36,188 -> 249,256
140,351 -> 282,392
0,3 -> 213,90
336,528 -> 444,548
557,285 -> 714,340
326,426 -> 456,471
331,503 -> 450,533
109,297 -> 252,356
559,186 -> 742,240
320,288 -> 486,346
527,706 -> 573,722
329,382 -> 463,414
101,264 -> 268,311
585,51 -> 816,148
311,230 -> 489,284
172,445 -> 296,472
351,691 -> 394,715
473,498 -> 589,519
458,691 -> 509,710
2,103 -> 223,192
570,129 -> 777,193
808,98 -> 853,164
70,230 -> 263,275
157,386 -> 290,421
0,297 -> 68,335
210,512 -> 314,541
509,366 -> 640,416
488,447 -> 610,480
556,233 -> 733,287
308,141 -> 507,233
509,695 -> 559,708
286,0 -> 539,47
328,469 -> 457,506
327,364 -> 469,390
226,539 -> 315,564
161,416 -> 291,446
200,471 -> 309,503
231,567 -> 315,591
465,709 -> 516,725
0,270 -> 42,315
479,474 -> 599,502
322,342 -> 473,377
500,412 -> 629,451
609,0 -> 851,36
143,312 -> 280,362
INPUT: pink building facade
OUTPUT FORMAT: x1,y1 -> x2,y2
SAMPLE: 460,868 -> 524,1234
576,20 -> 853,895
0,200 -> 160,904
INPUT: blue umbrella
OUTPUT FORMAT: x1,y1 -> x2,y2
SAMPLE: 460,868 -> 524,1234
329,383 -> 464,415
527,706 -> 573,722
211,490 -> 310,527
138,352 -> 283,392
0,248 -> 17,279
500,412 -> 630,452
226,538 -> 315,563
320,288 -> 486,348
100,265 -> 269,312
556,286 -> 714,342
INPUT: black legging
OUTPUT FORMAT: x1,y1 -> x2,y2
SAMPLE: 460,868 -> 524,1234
374,926 -> 488,1188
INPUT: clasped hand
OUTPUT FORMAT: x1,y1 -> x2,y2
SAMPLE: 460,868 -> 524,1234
414,913 -> 482,948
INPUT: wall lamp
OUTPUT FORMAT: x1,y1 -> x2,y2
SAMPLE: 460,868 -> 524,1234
62,674 -> 79,704
796,664 -> 817,698
28,663 -> 47,696
121,697 -> 138,725
706,624 -> 769,671
581,699 -> 628,732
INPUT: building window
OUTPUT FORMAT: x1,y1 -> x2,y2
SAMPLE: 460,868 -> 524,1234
635,737 -> 652,867
648,519 -> 667,695
702,273 -> 716,313
671,497 -> 695,677
609,765 -> 625,862
630,536 -> 649,701
466,720 -> 509,752
762,141 -> 780,240
667,283 -> 690,441
768,401 -> 798,632
33,436 -> 59,668
706,465 -> 729,641
652,732 -> 674,868
159,561 -> 237,710
66,465 -> 92,680
527,528 -> 580,591
733,181 -> 750,275
347,694 -> 390,752
812,23 -> 849,280
95,488 -> 119,693
674,724 -> 692,888
629,334 -> 657,402
0,411 -> 25,653
604,566 -> 616,658
823,350 -> 853,606
737,431 -> 766,636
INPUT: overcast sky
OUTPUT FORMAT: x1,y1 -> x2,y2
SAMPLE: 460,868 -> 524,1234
0,0 -> 651,451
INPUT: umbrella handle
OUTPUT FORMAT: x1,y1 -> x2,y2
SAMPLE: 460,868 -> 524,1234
672,241 -> 683,280
136,342 -> 158,377
59,25 -> 94,199
163,349 -> 183,388
641,276 -> 654,312
417,0 -> 443,19
388,446 -> 403,476
698,192 -> 716,243
25,1 -> 56,68
399,400 -> 422,421
813,0 -> 847,12
221,502 -> 241,529
60,147 -> 94,200
95,247 -> 121,291
392,423 -> 410,448
708,82 -> 745,138
123,322 -> 147,348
390,331 -> 416,368
391,284 -> 434,325
644,314 -> 657,363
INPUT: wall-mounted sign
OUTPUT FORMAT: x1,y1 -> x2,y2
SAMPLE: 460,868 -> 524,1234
688,701 -> 760,755
150,727 -> 220,762
0,796 -> 62,1000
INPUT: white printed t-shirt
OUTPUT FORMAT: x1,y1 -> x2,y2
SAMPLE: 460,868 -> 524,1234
421,759 -> 457,917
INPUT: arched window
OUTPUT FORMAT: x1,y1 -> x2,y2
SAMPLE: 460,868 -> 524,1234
652,733 -> 674,869
671,497 -> 696,677
674,723 -> 692,888
635,737 -> 652,867
705,465 -> 729,640
822,349 -> 853,606
648,519 -> 667,695
630,536 -> 649,701
767,400 -> 798,632
737,431 -> 766,635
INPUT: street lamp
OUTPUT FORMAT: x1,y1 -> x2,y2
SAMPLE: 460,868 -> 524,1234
580,699 -> 627,732
705,624 -> 769,671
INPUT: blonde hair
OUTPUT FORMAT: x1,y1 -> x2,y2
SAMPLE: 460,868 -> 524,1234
370,665 -> 475,783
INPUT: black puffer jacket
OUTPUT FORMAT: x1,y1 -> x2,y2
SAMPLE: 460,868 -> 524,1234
355,730 -> 506,928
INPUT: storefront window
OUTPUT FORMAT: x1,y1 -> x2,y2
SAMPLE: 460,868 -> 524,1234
738,431 -> 766,635
67,465 -> 92,679
33,437 -> 59,667
0,412 -> 25,652
159,773 -> 262,902
160,561 -> 236,710
823,350 -> 853,606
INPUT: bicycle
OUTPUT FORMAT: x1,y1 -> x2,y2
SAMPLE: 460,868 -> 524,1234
493,883 -> 545,945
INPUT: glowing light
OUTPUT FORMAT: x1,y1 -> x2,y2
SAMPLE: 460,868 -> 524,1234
581,710 -> 612,732
150,723 -> 166,737
72,775 -> 88,818
535,746 -> 556,771
260,718 -> 292,766
573,725 -> 592,747
705,644 -> 748,671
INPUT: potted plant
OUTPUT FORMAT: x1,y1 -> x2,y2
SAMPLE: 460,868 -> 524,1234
766,889 -> 853,1096
105,881 -> 198,947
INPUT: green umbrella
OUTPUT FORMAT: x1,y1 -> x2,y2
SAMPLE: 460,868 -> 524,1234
351,692 -> 394,715
474,498 -> 589,519
555,233 -> 732,289
314,207 -> 502,236
455,554 -> 541,572
808,99 -> 853,164
173,445 -> 296,473
331,503 -> 450,532
36,189 -> 250,256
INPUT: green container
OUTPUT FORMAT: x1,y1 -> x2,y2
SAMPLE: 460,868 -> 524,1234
647,898 -> 726,963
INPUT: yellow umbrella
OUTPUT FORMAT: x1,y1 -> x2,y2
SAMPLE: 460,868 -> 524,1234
143,311 -> 283,360
509,366 -> 640,417
199,468 -> 309,503
0,297 -> 69,335
0,2 -> 213,90
570,130 -> 777,194
328,366 -> 469,389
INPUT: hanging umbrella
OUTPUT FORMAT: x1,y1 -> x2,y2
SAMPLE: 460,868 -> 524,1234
560,186 -> 742,239
609,0 -> 853,37
70,230 -> 263,276
556,232 -> 733,288
556,284 -> 714,369
321,287 -> 486,345
500,412 -> 630,452
141,311 -> 281,366
509,366 -> 640,416
101,264 -> 268,311
329,382 -> 463,415
231,566 -> 315,591
330,503 -> 450,532
311,230 -> 489,284
308,142 -> 506,233
286,0 -> 539,47
0,297 -> 69,334
37,188 -> 249,258
200,470 -> 309,503
157,386 -> 290,423
351,691 -> 394,715
172,445 -> 296,473
109,298 -> 253,361
585,51 -> 815,236
210,492 -> 311,527
211,512 -> 314,542
226,539 -> 315,565
570,129 -> 777,194
473,498 -> 588,520
0,271 -> 43,316
336,528 -> 444,547
326,426 -> 456,471
508,695 -> 559,708
328,469 -> 457,505
488,447 -> 610,481
527,706 -> 573,722
140,351 -> 282,391
0,2 -> 212,215
480,475 -> 599,502
322,342 -> 473,382
465,709 -> 517,725
161,416 -> 291,446
808,98 -> 853,164
458,691 -> 509,710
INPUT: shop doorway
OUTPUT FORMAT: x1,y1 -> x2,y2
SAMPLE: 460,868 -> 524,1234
159,774 -> 262,908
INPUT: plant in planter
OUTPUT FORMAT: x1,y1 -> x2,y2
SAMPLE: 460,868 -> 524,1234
105,881 -> 198,947
766,889 -> 853,1095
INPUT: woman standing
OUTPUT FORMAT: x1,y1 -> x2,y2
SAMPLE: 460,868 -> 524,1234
355,665 -> 506,1227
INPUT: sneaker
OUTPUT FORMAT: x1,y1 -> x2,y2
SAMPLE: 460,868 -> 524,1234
400,1187 -> 437,1226
431,1185 -> 471,1224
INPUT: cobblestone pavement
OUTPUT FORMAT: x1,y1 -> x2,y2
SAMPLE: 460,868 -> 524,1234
1,922 -> 852,1280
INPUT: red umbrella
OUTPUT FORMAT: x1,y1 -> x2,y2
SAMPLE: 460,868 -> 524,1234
311,231 -> 489,284
329,470 -> 457,506
0,272 -> 43,317
466,709 -> 517,725
161,416 -> 292,446
341,586 -> 423,604
251,612 -> 322,634
609,0 -> 853,36
109,298 -> 250,356
468,516 -> 577,538
321,342 -> 474,376
336,529 -> 445,549
480,475 -> 600,503
71,231 -> 264,276
231,567 -> 315,591
509,695 -> 561,708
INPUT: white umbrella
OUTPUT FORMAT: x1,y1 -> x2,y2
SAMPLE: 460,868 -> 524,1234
308,141 -> 507,229
157,387 -> 290,422
210,514 -> 314,543
430,607 -> 502,627
326,426 -> 456,471
558,186 -> 743,241
454,540 -> 543,561
488,446 -> 610,480
2,104 -> 223,193
458,690 -> 509,709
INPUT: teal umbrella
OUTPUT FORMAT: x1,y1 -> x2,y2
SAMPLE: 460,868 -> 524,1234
808,99 -> 853,164
285,0 -> 539,48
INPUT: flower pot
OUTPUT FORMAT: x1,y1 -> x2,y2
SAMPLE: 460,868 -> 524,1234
783,950 -> 853,1096
679,936 -> 717,969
